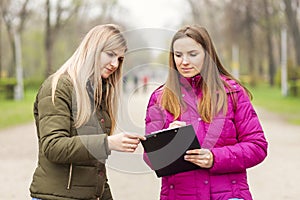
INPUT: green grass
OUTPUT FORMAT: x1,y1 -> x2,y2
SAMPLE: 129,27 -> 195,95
0,89 -> 37,130
0,83 -> 299,129
249,84 -> 300,125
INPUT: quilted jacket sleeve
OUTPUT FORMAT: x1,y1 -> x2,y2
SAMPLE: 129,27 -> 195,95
37,76 -> 110,164
143,89 -> 166,167
145,90 -> 166,134
210,86 -> 268,174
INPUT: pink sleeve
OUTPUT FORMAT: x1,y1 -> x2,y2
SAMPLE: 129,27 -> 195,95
143,90 -> 166,168
210,87 -> 268,174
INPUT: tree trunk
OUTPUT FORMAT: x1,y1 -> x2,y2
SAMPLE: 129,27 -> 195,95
45,0 -> 53,78
245,1 -> 256,86
284,0 -> 300,67
13,31 -> 24,100
263,0 -> 276,86
7,27 -> 16,77
1,17 -> 16,77
1,0 -> 29,80
0,17 -> 2,78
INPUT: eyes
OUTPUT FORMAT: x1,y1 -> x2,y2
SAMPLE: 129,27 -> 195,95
105,51 -> 124,62
174,52 -> 199,58
106,51 -> 114,57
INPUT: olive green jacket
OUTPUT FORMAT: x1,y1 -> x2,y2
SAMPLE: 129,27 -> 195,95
30,74 -> 113,200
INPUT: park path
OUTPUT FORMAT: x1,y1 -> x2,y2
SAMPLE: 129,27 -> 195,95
0,86 -> 300,200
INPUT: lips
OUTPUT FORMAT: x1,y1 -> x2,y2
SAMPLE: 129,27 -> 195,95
181,67 -> 193,71
105,67 -> 113,72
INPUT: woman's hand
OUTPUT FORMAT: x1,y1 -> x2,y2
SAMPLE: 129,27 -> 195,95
184,148 -> 214,168
108,132 -> 146,152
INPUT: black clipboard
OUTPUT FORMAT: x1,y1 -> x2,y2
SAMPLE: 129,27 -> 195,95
141,125 -> 201,177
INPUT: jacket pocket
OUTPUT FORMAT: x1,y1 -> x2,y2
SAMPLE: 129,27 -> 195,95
228,173 -> 250,198
71,165 -> 97,187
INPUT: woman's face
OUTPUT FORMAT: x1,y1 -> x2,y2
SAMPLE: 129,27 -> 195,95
99,48 -> 125,79
173,37 -> 205,78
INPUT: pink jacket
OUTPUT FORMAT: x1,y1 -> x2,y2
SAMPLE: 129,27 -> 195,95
144,75 -> 268,200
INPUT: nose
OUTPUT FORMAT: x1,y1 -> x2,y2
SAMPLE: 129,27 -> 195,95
182,55 -> 189,65
111,57 -> 119,68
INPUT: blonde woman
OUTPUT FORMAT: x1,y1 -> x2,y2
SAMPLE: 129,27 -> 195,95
30,24 -> 145,200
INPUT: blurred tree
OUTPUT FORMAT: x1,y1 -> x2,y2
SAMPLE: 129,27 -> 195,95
283,0 -> 300,68
0,0 -> 30,77
183,0 -> 288,87
187,0 -> 259,85
78,0 -> 122,30
244,0 -> 257,86
223,0 -> 245,76
97,0 -> 119,23
0,0 -> 31,100
187,0 -> 202,24
224,0 -> 273,86
0,0 -> 128,88
0,15 -> 2,78
44,0 -> 82,77
44,0 -> 124,77
262,0 -> 276,86
186,0 -> 225,41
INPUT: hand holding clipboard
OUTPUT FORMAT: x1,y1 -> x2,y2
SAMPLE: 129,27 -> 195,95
141,124 -> 201,177
168,121 -> 214,169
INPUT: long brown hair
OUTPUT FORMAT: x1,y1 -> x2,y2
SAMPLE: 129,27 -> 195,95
161,25 -> 250,122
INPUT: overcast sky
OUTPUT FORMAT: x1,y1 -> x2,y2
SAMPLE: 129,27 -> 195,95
118,0 -> 188,29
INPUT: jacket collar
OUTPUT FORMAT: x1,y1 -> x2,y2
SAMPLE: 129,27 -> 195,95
179,74 -> 202,91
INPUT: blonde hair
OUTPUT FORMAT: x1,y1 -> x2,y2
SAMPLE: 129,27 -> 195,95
161,25 -> 250,122
51,24 -> 127,133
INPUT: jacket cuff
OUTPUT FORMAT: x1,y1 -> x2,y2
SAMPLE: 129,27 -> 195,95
104,135 -> 111,156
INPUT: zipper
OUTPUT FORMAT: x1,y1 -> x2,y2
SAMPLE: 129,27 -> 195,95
192,77 -> 196,88
96,163 -> 106,199
67,163 -> 73,190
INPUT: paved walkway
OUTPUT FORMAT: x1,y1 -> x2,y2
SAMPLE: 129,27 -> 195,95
0,89 -> 300,199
